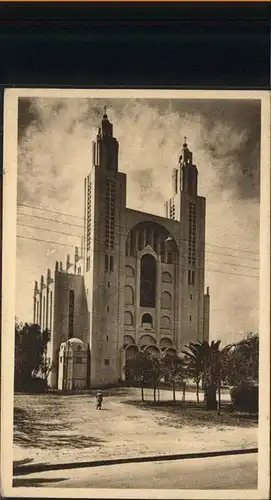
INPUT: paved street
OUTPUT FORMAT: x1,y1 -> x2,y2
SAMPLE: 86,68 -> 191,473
14,452 -> 257,489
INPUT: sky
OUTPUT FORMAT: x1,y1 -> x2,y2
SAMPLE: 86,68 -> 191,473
16,96 -> 261,344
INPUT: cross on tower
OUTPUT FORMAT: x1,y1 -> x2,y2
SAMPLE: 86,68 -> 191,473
104,105 -> 107,115
184,136 -> 187,143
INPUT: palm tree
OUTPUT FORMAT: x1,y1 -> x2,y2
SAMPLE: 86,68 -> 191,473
181,341 -> 207,404
181,340 -> 231,410
202,340 -> 222,411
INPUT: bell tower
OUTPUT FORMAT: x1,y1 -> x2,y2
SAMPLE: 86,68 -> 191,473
179,137 -> 198,198
92,107 -> 119,172
165,138 -> 209,347
84,109 -> 127,387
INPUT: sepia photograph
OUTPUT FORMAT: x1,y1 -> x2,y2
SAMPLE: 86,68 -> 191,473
1,89 -> 270,498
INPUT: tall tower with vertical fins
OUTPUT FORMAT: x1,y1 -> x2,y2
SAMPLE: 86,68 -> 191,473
165,138 -> 208,346
84,110 -> 127,387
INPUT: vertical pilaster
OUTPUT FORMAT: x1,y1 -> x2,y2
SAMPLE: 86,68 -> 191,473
135,254 -> 141,344
156,258 -> 162,345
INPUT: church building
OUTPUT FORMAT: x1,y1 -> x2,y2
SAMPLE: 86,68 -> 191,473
33,111 -> 210,389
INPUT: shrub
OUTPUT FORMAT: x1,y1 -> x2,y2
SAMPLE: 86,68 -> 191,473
26,377 -> 48,394
230,384 -> 258,413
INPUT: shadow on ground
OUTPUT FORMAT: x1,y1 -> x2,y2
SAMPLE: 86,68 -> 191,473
13,477 -> 67,487
14,407 -> 105,450
13,458 -> 49,471
122,400 -> 258,428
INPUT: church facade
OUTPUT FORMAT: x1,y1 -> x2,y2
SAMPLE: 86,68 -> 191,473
33,111 -> 210,389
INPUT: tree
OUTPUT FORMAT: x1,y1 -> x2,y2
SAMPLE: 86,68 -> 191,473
162,353 -> 185,402
125,351 -> 165,403
181,343 -> 205,404
220,333 -> 259,413
40,357 -> 53,383
14,321 -> 51,391
222,333 -> 259,388
125,351 -> 152,402
148,353 -> 164,403
205,342 -> 233,414
181,340 -> 232,411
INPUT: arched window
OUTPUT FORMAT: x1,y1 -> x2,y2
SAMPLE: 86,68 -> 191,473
161,291 -> 171,309
139,334 -> 156,347
153,231 -> 158,252
125,265 -> 135,278
125,232 -> 136,257
145,227 -> 151,246
141,313 -> 153,328
124,311 -> 134,326
160,337 -> 173,349
68,290 -> 75,338
161,315 -> 171,328
160,241 -> 165,262
138,230 -> 144,251
123,335 -> 135,347
140,254 -> 156,308
162,271 -> 172,283
125,285 -> 134,305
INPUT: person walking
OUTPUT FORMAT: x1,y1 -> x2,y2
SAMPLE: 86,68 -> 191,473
96,390 -> 103,410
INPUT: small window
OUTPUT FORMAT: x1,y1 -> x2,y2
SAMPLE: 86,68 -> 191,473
189,315 -> 192,322
110,255 -> 113,271
68,290 -> 75,339
125,265 -> 135,278
108,281 -> 110,288
86,256 -> 90,272
105,254 -> 109,271
161,291 -> 171,309
141,313 -> 153,328
188,269 -> 191,285
190,293 -> 193,299
124,311 -> 134,326
125,286 -> 134,306
60,357 -> 63,363
161,315 -> 171,328
162,271 -> 172,283
104,358 -> 110,366
107,306 -> 110,313
106,335 -> 109,341
192,270 -> 195,285
167,252 -> 173,264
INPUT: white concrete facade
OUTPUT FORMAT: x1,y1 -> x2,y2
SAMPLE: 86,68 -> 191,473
33,112 -> 210,389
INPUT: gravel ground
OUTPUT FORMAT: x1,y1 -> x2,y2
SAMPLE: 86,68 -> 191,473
13,387 -> 258,467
